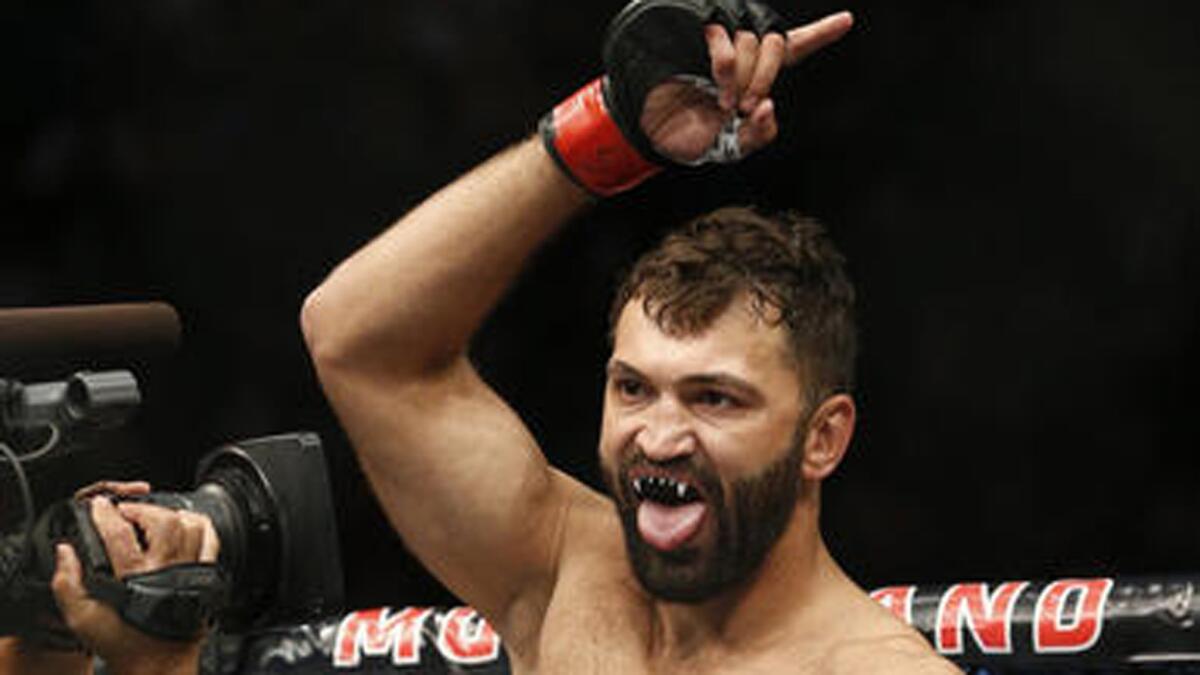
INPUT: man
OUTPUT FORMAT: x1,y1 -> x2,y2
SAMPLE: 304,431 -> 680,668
0,482 -> 215,675
302,1 -> 956,672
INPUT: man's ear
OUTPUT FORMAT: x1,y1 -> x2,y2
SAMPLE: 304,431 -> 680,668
801,393 -> 856,481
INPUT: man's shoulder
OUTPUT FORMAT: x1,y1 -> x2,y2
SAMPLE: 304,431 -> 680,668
803,584 -> 959,675
818,632 -> 960,675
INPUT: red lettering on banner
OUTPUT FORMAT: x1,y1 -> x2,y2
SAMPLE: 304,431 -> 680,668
436,607 -> 501,664
333,607 -> 433,667
870,585 -> 917,625
936,581 -> 1029,654
1034,578 -> 1114,653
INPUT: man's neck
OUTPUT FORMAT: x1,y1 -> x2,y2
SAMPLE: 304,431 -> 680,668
647,496 -> 845,663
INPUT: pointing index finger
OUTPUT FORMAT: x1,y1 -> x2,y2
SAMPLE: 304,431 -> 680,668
784,11 -> 854,66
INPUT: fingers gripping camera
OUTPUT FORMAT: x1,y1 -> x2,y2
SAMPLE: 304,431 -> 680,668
65,498 -> 228,641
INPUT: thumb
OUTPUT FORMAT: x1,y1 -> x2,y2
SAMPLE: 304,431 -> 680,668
51,543 -> 86,607
51,543 -> 101,639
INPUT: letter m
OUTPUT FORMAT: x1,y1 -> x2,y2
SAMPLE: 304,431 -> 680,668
333,606 -> 434,668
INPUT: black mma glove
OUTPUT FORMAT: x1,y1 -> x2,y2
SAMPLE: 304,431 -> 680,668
539,0 -> 787,196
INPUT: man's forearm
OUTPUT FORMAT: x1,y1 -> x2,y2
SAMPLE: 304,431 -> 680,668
302,137 -> 590,376
0,638 -> 91,675
102,644 -> 201,675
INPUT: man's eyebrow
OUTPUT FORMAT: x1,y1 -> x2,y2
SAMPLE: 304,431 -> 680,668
681,373 -> 764,401
606,359 -> 644,378
607,360 -> 764,401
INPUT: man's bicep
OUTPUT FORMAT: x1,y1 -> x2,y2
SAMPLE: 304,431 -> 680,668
322,359 -> 583,623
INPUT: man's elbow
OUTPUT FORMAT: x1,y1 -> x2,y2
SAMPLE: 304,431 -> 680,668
300,284 -> 347,372
300,285 -> 442,379
301,278 -> 462,381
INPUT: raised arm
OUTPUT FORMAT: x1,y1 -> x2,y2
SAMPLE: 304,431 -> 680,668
301,139 -> 590,633
301,0 -> 852,643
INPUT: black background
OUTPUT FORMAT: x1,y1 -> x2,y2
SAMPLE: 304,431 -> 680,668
3,0 -> 1198,609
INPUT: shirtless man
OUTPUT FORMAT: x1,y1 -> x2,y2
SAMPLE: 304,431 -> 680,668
302,1 -> 957,672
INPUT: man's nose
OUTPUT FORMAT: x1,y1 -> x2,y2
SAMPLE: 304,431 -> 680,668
634,399 -> 696,462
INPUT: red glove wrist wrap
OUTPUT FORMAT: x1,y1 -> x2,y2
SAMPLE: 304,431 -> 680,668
539,77 -> 662,197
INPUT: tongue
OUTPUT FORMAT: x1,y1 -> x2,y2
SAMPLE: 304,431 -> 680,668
637,501 -> 707,551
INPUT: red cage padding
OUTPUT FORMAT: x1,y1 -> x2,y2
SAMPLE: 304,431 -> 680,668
872,575 -> 1200,669
191,575 -> 1200,673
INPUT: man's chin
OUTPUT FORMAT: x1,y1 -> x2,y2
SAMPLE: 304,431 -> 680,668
631,560 -> 726,605
624,532 -> 727,604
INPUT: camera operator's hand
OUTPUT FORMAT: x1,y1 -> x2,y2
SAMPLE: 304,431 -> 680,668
72,479 -> 152,502
51,487 -> 218,675
1,483 -> 153,675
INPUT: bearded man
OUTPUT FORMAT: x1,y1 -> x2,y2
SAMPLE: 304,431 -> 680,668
302,1 -> 955,672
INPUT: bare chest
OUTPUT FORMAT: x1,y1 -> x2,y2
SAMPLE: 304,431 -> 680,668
525,576 -> 651,675
514,580 -> 836,675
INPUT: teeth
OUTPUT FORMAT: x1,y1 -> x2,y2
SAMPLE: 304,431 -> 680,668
631,474 -> 696,504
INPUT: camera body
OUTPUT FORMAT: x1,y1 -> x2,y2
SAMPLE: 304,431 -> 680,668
138,432 -> 345,632
0,370 -> 344,643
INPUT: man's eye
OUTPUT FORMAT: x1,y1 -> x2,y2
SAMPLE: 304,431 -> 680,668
614,378 -> 647,399
696,390 -> 739,409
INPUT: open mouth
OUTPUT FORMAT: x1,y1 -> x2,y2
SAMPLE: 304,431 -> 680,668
629,472 -> 708,552
631,474 -> 702,506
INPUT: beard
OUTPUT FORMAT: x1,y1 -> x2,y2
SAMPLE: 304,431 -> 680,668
602,434 -> 804,604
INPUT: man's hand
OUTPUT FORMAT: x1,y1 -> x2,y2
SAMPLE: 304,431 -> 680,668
50,483 -> 219,675
643,10 -> 853,162
541,1 -> 853,195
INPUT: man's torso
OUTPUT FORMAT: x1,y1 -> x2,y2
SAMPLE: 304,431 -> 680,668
505,497 -> 952,675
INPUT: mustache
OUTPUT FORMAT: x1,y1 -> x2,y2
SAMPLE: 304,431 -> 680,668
610,444 -> 723,502
620,446 -> 693,472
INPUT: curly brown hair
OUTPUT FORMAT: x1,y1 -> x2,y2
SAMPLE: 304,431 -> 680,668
610,206 -> 857,406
